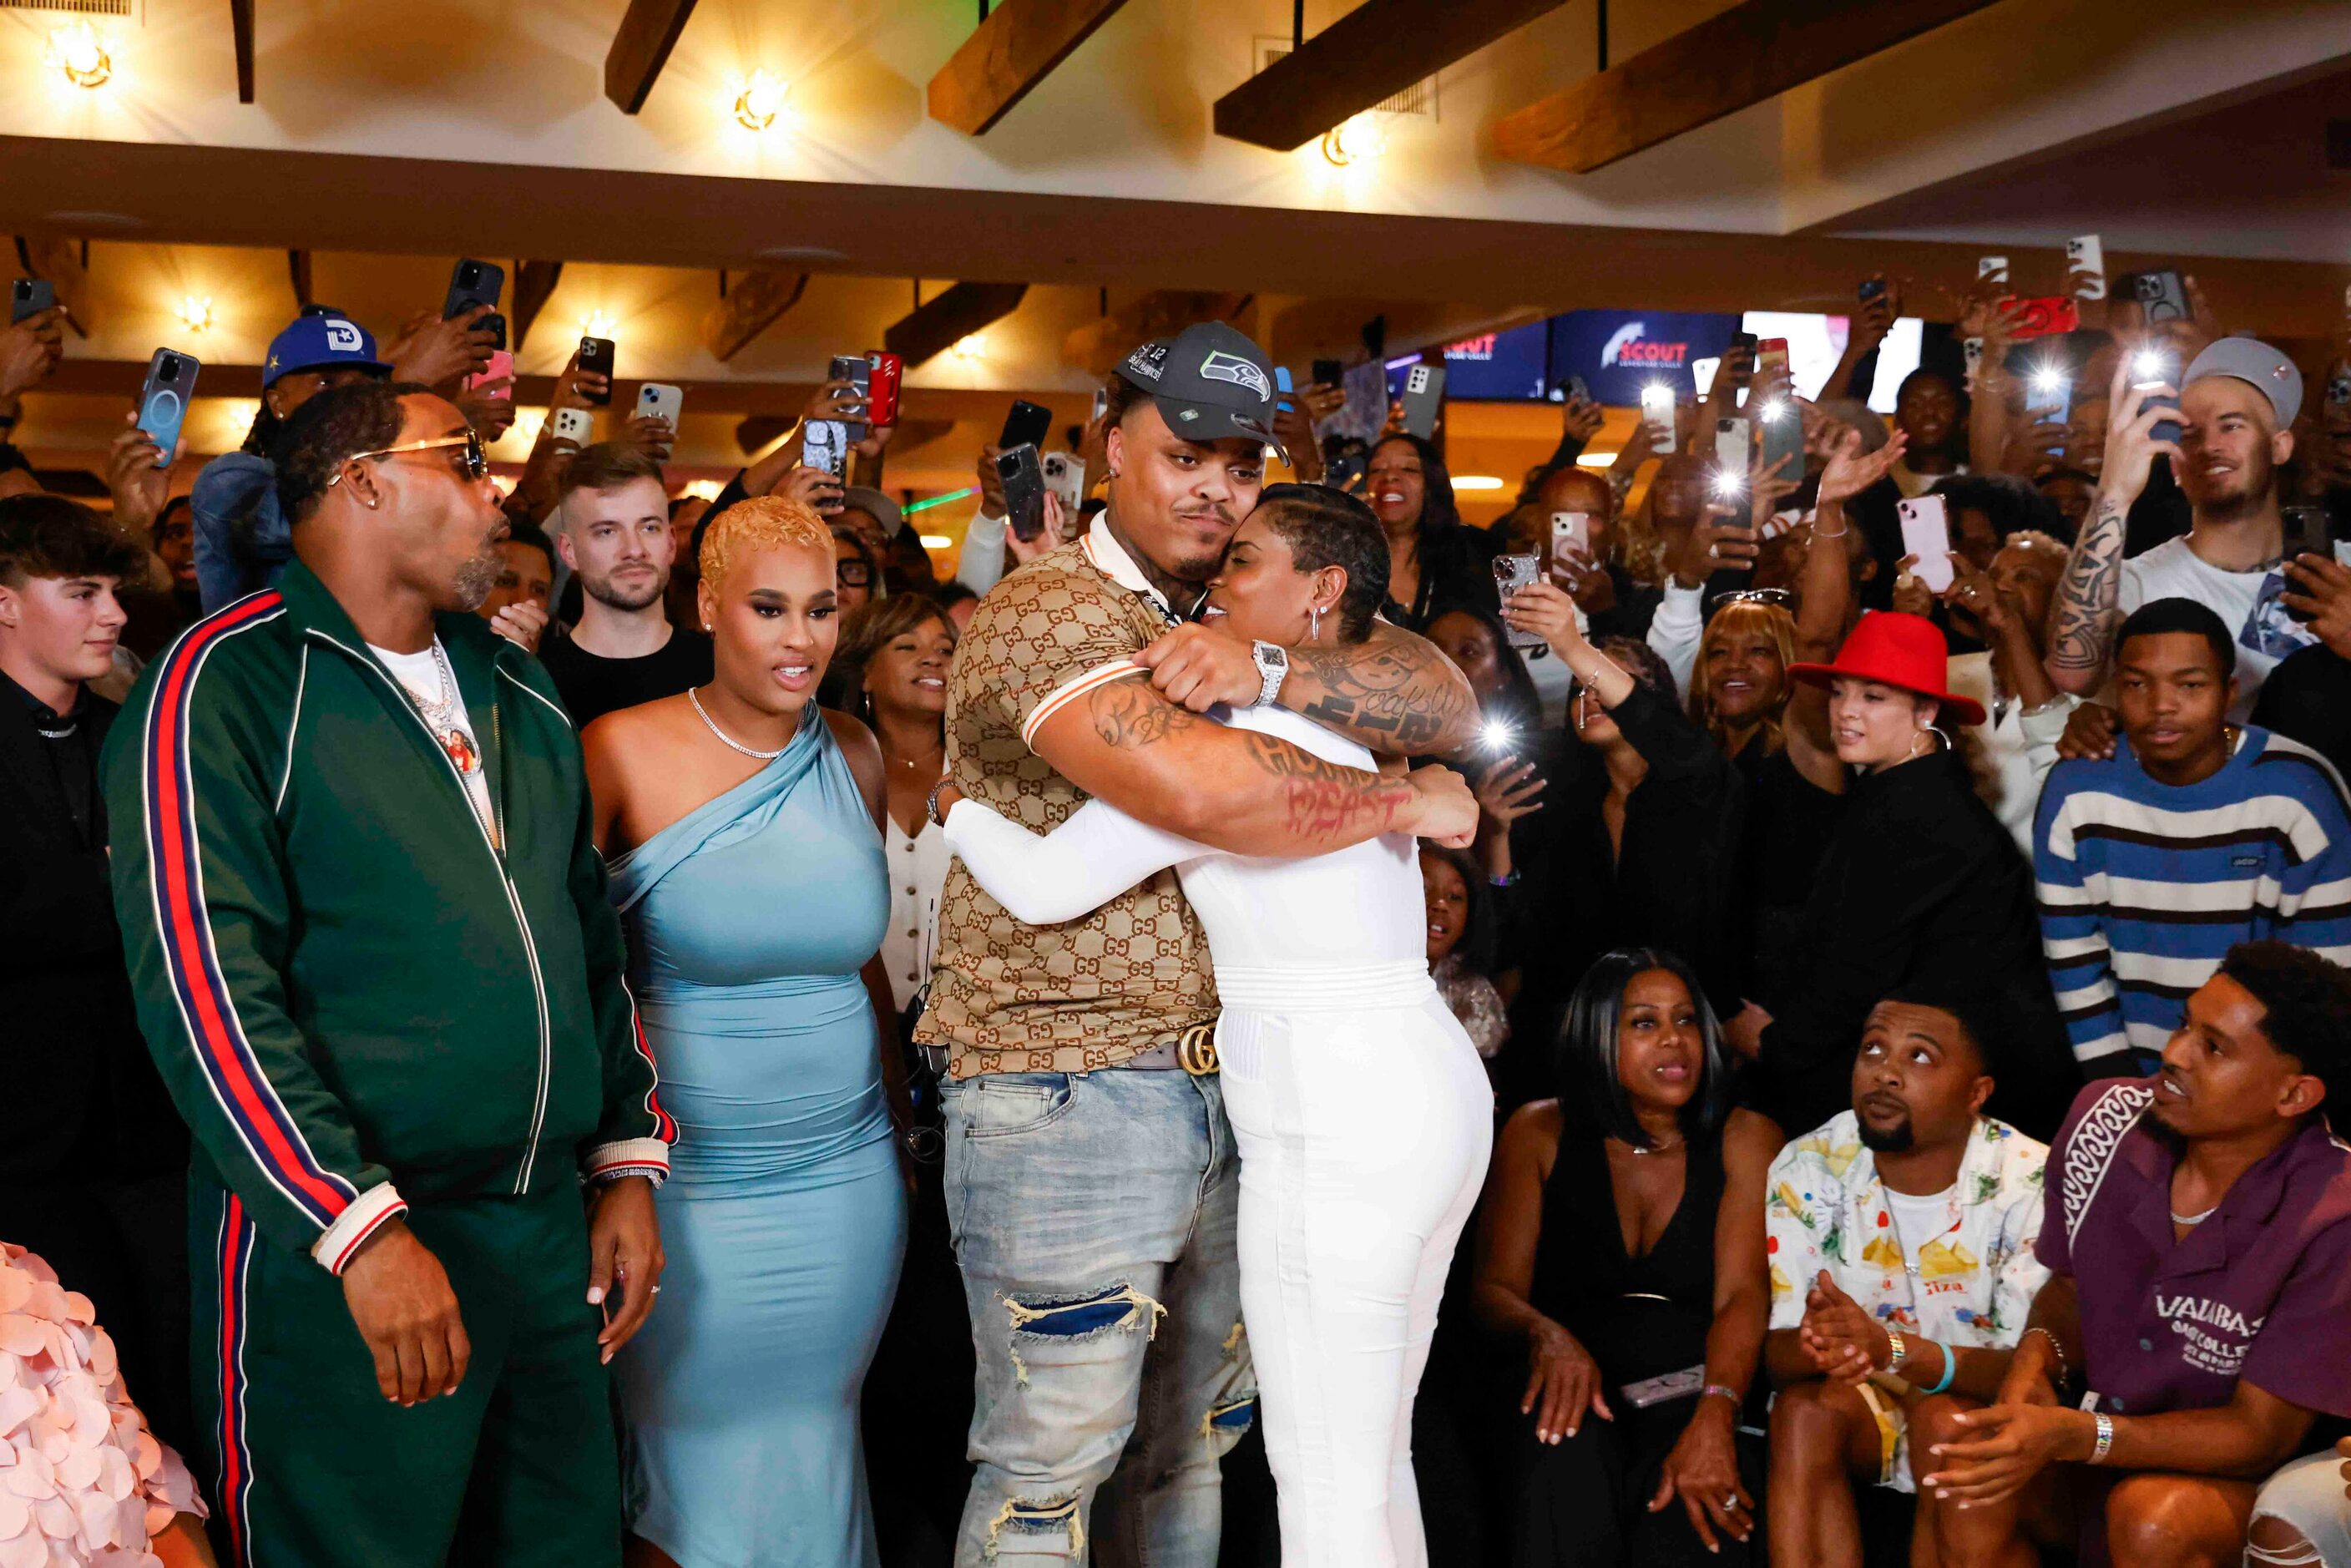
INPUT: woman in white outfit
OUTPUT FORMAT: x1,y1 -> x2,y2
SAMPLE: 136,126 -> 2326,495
938,484 -> 1495,1568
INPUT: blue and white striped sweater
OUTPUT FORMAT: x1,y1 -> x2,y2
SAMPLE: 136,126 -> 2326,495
2033,726 -> 2351,1064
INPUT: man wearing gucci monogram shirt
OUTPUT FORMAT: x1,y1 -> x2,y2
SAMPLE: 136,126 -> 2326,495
917,322 -> 1479,1567
1916,943 -> 2351,1567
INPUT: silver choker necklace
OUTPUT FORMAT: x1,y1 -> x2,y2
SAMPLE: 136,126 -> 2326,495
689,687 -> 790,760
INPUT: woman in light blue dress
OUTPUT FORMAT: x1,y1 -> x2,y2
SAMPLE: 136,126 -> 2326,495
584,496 -> 909,1568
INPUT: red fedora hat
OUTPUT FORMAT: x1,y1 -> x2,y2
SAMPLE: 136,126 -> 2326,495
1787,610 -> 1986,726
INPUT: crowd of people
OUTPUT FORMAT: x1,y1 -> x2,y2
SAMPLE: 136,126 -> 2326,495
3,249 -> 2351,1568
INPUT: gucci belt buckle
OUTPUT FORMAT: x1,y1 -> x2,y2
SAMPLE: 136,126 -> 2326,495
1176,1023 -> 1219,1076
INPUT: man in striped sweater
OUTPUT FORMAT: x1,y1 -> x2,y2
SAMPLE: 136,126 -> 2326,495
2035,597 -> 2351,1075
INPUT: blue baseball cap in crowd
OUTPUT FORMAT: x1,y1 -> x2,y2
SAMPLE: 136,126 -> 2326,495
262,312 -> 390,389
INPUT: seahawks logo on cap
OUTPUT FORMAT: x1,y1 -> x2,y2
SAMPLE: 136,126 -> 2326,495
1200,351 -> 1272,402
1124,343 -> 1170,382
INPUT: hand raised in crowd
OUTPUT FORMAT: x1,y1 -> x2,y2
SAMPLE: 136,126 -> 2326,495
549,346 -> 605,412
1272,398 -> 1325,484
1999,414 -> 2069,478
2096,357 -> 2182,509
384,306 -> 498,392
1522,1317 -> 1610,1443
488,597 -> 549,655
105,412 -> 183,539
1407,764 -> 1481,850
621,413 -> 675,464
1650,1395 -> 1755,1552
1550,536 -> 1615,614
1560,392 -> 1605,445
804,377 -> 867,428
1945,569 -> 2021,638
1474,756 -> 1546,832
1919,1401 -> 2091,1508
1890,556 -> 1935,618
852,415 -> 897,463
1852,276 -> 1902,353
455,380 -> 517,443
1134,618 -> 1259,712
341,1221 -> 471,1406
1816,423 -> 1909,507
1005,488 -> 1069,566
2055,701 -> 2121,761
1706,339 -> 1756,412
2282,552 -> 2351,660
776,463 -> 844,516
1666,500 -> 1758,592
0,306 -> 66,400
587,1176 -> 665,1365
976,442 -> 1009,518
2063,265 -> 2111,334
1746,450 -> 1800,533
1797,1270 -> 1891,1383
1499,577 -> 1585,662
1723,999 -> 1770,1061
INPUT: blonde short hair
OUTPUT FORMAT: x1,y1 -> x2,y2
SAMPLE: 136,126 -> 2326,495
699,495 -> 832,593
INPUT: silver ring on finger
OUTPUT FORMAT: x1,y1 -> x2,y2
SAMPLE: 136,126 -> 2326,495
1723,1495 -> 1740,1510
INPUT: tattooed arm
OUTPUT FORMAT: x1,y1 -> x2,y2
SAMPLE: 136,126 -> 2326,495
1029,673 -> 1477,857
1134,620 -> 1479,756
2045,351 -> 2181,695
2044,493 -> 2130,695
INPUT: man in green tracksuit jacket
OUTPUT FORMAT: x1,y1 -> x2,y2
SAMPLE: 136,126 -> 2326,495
104,380 -> 674,1567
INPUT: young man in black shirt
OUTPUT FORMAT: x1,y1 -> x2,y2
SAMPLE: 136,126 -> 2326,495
540,444 -> 711,726
0,494 -> 195,1456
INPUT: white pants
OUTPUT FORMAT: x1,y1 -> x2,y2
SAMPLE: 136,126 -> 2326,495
1215,964 -> 1496,1568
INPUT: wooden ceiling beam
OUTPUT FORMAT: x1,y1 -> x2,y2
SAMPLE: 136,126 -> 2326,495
700,270 -> 808,362
510,260 -> 565,354
1215,0 -> 1568,152
230,0 -> 255,104
1492,0 -> 2000,173
604,0 -> 700,116
928,0 -> 1133,136
286,249 -> 312,312
1062,291 -> 1250,377
883,281 -> 1029,367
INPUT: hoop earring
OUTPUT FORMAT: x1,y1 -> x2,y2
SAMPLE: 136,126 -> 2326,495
1308,604 -> 1322,642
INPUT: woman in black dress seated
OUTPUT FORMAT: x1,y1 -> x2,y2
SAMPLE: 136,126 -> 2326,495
1473,948 -> 1778,1567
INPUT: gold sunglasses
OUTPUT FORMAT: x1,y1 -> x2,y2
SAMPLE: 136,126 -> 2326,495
330,429 -> 489,486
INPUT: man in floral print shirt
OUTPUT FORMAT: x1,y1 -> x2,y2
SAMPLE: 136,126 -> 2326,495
1757,987 -> 2051,1568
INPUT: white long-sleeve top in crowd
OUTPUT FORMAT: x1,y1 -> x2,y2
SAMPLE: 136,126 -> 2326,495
943,680 -> 1493,1563
1944,650 -> 2078,858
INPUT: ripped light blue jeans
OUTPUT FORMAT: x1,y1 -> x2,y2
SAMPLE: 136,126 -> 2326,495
942,1068 -> 1253,1566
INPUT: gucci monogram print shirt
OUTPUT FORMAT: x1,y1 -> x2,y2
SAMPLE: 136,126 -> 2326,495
913,529 -> 1216,1078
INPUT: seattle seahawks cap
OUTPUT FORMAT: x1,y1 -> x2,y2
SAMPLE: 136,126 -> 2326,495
263,311 -> 390,389
1115,321 -> 1286,461
2184,336 -> 2302,428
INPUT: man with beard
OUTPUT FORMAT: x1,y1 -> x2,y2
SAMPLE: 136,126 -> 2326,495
1761,985 -> 2052,1568
1918,944 -> 2351,1568
538,444 -> 712,726
2035,599 -> 2351,1075
101,382 -> 671,1565
918,321 -> 1479,1565
2050,337 -> 2351,720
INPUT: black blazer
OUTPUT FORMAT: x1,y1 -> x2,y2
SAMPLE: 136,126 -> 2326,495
0,693 -> 185,1183
1752,746 -> 2075,1141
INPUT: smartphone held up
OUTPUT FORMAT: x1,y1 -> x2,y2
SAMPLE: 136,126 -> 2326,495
135,348 -> 200,469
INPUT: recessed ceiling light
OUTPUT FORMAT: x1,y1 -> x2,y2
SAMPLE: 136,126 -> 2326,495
1452,475 -> 1505,491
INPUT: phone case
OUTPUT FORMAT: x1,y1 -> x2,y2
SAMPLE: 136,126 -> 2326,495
1041,453 -> 1086,515
803,419 -> 850,479
551,408 -> 593,446
468,350 -> 514,400
1001,400 -> 1053,453
11,279 -> 54,326
577,338 -> 615,407
1977,256 -> 2010,281
1714,417 -> 1752,480
1898,498 -> 1955,594
635,383 -> 682,424
1399,364 -> 1445,438
829,355 -> 871,443
136,349 -> 200,469
864,351 -> 902,427
1489,554 -> 1545,650
999,448 -> 1047,540
2067,235 -> 2106,300
1549,513 -> 1590,575
442,259 -> 503,320
1641,386 -> 1677,454
2006,297 -> 2081,341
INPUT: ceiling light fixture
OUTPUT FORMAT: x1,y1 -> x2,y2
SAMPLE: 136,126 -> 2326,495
951,334 -> 988,362
47,23 -> 112,89
1575,451 -> 1616,468
583,310 -> 618,340
919,534 -> 953,549
1452,475 -> 1505,492
735,69 -> 786,132
1320,112 -> 1387,168
176,296 -> 214,333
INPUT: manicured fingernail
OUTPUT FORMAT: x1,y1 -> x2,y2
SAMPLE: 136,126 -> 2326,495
587,1286 -> 605,1305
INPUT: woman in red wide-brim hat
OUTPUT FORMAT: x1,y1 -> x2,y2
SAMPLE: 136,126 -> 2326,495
1725,611 -> 2078,1144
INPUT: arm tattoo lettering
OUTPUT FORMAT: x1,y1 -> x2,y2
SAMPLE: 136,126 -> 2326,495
1244,732 -> 1415,842
2048,498 -> 2128,674
1287,629 -> 1474,756
1087,678 -> 1201,749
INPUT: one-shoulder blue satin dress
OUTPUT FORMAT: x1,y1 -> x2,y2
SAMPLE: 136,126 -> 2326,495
608,715 -> 907,1568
